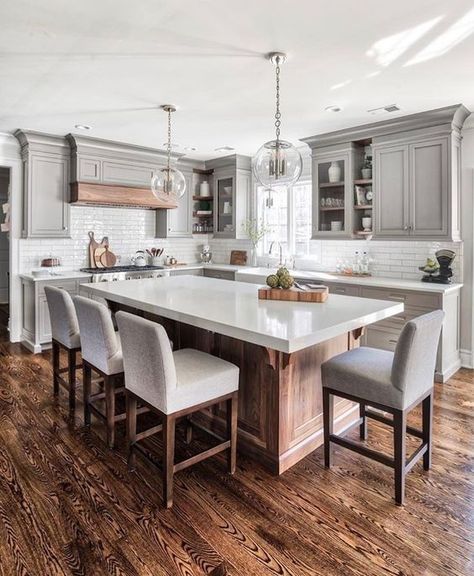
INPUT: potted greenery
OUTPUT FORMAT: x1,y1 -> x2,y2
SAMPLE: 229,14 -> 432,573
242,218 -> 269,267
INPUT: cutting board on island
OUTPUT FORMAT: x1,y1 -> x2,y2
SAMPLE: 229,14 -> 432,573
230,250 -> 247,265
258,286 -> 329,303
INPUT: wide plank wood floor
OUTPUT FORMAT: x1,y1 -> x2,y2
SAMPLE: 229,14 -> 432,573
0,334 -> 472,575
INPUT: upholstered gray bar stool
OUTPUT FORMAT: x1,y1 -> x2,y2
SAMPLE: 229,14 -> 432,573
73,295 -> 127,448
321,310 -> 444,505
44,286 -> 82,410
116,311 -> 239,509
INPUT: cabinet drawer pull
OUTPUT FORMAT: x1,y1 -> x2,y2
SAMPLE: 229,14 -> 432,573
389,338 -> 399,344
389,294 -> 406,301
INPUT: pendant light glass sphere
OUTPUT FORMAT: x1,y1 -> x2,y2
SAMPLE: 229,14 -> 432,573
151,166 -> 186,203
253,139 -> 302,188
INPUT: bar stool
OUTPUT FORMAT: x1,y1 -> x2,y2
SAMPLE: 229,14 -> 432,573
44,286 -> 81,410
116,311 -> 240,509
73,295 -> 126,448
321,310 -> 444,505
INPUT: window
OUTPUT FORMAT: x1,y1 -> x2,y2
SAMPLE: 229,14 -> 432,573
257,181 -> 312,257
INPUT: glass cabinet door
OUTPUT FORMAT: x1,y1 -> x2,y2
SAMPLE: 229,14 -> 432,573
316,157 -> 347,235
215,176 -> 234,235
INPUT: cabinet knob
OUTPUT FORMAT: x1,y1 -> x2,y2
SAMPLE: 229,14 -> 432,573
403,225 -> 409,231
62,226 -> 67,231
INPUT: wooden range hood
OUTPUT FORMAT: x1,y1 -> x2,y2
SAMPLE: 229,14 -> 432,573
70,182 -> 177,210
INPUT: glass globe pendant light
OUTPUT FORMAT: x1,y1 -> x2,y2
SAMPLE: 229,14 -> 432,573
253,52 -> 302,189
151,105 -> 186,202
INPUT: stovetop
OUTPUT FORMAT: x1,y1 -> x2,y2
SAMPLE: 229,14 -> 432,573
80,265 -> 164,274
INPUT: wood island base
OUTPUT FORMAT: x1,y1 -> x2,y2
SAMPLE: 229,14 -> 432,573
108,301 -> 361,475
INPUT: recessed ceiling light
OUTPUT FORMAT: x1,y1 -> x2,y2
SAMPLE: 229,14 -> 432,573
325,105 -> 342,112
75,124 -> 91,130
163,142 -> 180,149
214,146 -> 235,152
184,146 -> 197,151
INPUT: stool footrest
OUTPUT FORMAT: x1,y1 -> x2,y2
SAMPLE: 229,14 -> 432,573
365,408 -> 423,439
329,434 -> 394,468
174,440 -> 231,473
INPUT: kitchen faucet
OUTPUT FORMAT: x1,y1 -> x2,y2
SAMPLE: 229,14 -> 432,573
269,241 -> 284,266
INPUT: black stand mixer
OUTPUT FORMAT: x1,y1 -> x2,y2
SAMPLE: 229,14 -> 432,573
420,249 -> 455,284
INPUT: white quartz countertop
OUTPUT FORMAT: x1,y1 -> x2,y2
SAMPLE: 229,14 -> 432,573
234,267 -> 462,294
80,275 -> 403,353
20,271 -> 92,282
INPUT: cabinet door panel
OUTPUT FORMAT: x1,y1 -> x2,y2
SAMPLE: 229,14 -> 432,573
410,138 -> 448,236
102,161 -> 155,186
78,157 -> 101,181
156,171 -> 192,237
29,155 -> 70,237
374,145 -> 409,236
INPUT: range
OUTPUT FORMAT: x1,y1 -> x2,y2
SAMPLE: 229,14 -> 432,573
80,265 -> 170,283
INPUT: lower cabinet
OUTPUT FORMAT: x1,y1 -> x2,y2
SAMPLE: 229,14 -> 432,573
203,269 -> 236,281
21,276 -> 87,353
169,268 -> 203,276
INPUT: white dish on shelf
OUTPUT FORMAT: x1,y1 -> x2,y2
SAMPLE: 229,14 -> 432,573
31,269 -> 51,278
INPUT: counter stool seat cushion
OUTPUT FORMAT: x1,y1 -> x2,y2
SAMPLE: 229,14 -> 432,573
169,348 -> 239,414
322,347 -> 403,409
44,286 -> 81,349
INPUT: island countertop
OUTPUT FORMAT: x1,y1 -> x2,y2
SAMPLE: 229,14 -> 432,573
80,275 -> 403,353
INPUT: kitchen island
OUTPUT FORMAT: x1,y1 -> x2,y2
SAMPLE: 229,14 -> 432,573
81,276 -> 403,473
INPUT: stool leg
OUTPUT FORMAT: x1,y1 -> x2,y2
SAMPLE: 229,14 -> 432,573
185,416 -> 193,445
323,388 -> 333,468
83,363 -> 92,427
67,348 -> 76,411
126,392 -> 137,470
52,341 -> 60,397
227,392 -> 238,474
163,414 -> 176,508
359,402 -> 368,440
105,375 -> 116,449
393,409 -> 407,506
422,392 -> 433,470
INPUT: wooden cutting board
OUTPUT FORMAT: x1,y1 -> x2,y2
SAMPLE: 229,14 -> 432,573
258,286 -> 329,303
88,231 -> 100,268
230,250 -> 247,265
100,246 -> 117,268
94,246 -> 106,268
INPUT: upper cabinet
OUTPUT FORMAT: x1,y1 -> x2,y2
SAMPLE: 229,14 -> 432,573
15,131 -> 70,238
207,155 -> 251,239
302,104 -> 469,241
156,168 -> 193,238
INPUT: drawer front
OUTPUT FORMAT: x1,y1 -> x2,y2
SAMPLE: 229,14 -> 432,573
37,279 -> 80,298
374,305 -> 432,332
203,269 -> 235,281
365,326 -> 400,352
360,287 -> 439,309
170,269 -> 203,276
325,282 -> 360,297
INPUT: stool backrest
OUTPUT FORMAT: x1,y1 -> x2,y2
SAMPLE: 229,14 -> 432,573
391,310 -> 444,405
116,311 -> 176,412
44,286 -> 80,348
73,296 -> 120,374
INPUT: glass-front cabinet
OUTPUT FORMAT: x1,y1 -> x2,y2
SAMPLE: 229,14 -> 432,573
312,148 -> 353,238
215,173 -> 235,236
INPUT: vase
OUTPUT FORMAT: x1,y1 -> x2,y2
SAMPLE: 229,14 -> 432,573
361,168 -> 372,179
200,181 -> 210,196
328,162 -> 341,183
250,246 -> 258,267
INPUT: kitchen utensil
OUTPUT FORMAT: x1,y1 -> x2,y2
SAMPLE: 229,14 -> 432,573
100,246 -> 117,268
94,246 -> 106,268
131,250 -> 147,267
230,250 -> 247,265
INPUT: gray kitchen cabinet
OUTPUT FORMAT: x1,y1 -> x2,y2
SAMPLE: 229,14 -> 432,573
207,155 -> 251,239
374,144 -> 409,237
374,137 -> 449,238
155,170 -> 193,238
15,131 -> 71,238
168,268 -> 203,276
21,276 -> 88,353
203,269 -> 236,281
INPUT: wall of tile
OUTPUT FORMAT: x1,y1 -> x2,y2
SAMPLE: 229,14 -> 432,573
19,206 -> 462,283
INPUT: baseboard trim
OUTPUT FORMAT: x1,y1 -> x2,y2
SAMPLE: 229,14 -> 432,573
460,349 -> 474,369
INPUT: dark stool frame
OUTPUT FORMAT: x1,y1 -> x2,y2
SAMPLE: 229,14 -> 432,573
52,339 -> 82,411
126,389 -> 238,508
323,387 -> 433,505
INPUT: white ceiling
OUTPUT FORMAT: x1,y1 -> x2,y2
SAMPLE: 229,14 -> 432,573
1,0 -> 474,160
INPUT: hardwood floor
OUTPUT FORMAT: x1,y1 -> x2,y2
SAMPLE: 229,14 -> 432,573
0,336 -> 472,575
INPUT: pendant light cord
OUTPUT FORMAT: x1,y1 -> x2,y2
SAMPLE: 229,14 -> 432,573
167,108 -> 172,173
274,57 -> 281,144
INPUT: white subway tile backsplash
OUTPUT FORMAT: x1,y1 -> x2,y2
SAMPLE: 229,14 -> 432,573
18,205 -> 463,283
